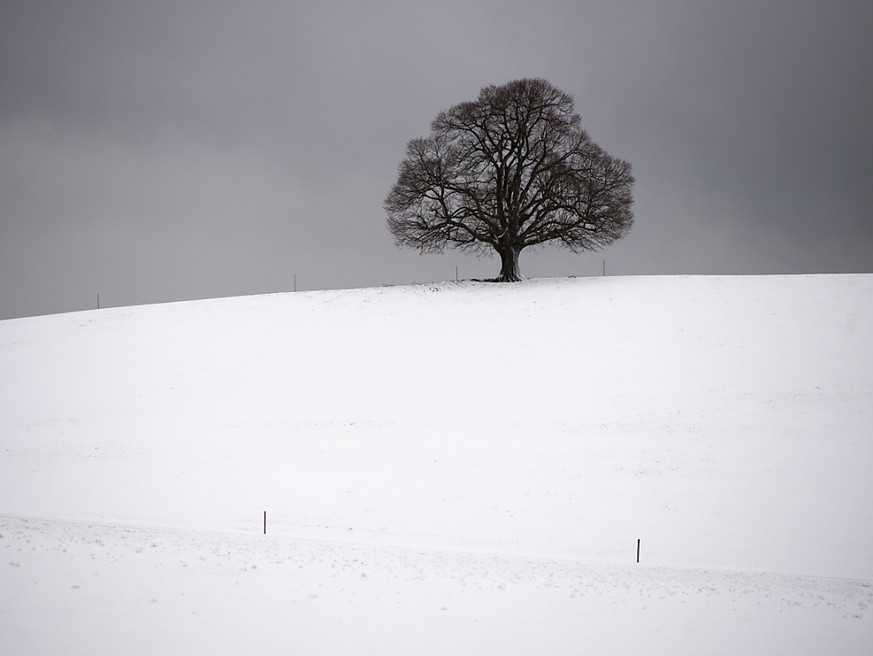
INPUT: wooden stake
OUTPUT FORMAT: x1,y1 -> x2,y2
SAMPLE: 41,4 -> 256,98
264,510 -> 267,535
637,538 -> 640,563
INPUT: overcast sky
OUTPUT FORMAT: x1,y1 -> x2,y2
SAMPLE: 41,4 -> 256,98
1,0 -> 871,319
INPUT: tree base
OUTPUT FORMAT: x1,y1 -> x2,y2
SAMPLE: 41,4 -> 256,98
498,248 -> 522,282
477,275 -> 523,283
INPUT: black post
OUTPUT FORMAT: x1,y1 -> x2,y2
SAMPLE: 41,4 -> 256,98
264,510 -> 267,535
636,538 -> 640,563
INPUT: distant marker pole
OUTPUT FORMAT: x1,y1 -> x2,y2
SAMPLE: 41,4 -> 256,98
264,510 -> 267,535
636,538 -> 640,563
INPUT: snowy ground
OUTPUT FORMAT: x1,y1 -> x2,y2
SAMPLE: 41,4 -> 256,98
2,274 -> 872,653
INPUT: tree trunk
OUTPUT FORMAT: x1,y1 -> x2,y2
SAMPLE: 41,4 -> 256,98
497,245 -> 522,282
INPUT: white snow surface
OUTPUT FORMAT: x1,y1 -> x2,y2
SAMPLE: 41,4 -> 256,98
1,274 -> 872,654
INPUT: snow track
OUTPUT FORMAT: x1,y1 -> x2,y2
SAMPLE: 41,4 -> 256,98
2,515 -> 871,655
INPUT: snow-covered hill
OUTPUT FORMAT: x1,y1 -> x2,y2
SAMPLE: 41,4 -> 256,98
2,275 -> 871,654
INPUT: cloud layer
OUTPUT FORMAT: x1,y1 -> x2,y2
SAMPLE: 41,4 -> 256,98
2,0 -> 871,318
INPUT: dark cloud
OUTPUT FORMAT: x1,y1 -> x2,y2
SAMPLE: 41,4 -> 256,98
1,0 -> 871,319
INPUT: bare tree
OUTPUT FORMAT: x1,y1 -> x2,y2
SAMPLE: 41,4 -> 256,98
385,79 -> 635,281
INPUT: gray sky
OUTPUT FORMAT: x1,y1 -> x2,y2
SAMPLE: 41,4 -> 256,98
1,0 -> 871,319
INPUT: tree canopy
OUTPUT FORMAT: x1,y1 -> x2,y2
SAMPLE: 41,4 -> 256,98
385,78 -> 635,281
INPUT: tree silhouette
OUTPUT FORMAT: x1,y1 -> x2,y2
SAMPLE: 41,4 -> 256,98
385,79 -> 635,281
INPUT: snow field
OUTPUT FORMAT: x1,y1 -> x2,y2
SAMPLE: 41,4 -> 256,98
2,274 -> 872,653
3,516 -> 870,655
